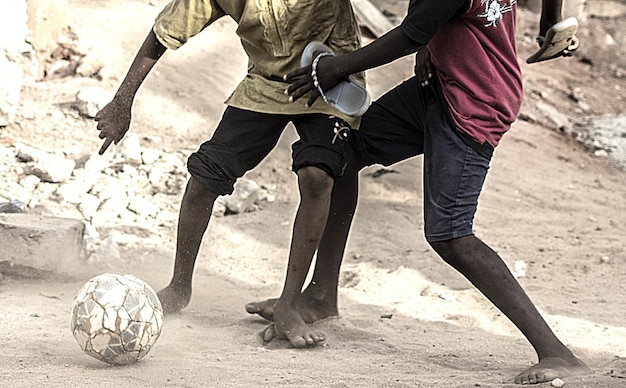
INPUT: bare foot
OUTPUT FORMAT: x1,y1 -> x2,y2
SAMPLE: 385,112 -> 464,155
157,283 -> 191,315
271,301 -> 326,348
245,298 -> 278,321
245,294 -> 338,323
514,356 -> 591,384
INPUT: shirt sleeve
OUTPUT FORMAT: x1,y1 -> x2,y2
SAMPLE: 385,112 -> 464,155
401,0 -> 469,45
153,0 -> 226,50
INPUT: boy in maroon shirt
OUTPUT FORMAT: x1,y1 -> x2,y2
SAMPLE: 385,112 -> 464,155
249,0 -> 590,384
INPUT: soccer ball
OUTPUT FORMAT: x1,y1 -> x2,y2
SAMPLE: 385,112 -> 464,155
70,273 -> 164,365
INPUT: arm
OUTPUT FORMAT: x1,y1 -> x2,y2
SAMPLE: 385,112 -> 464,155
95,29 -> 167,154
539,0 -> 563,37
536,0 -> 579,57
285,26 -> 424,106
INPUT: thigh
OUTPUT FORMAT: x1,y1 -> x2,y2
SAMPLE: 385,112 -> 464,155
351,76 -> 428,167
188,107 -> 289,195
208,107 -> 289,169
291,114 -> 351,179
422,99 -> 491,242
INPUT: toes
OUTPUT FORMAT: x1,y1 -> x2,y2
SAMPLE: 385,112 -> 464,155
514,373 -> 530,385
244,299 -> 276,321
289,335 -> 308,348
245,303 -> 260,314
288,331 -> 325,348
310,331 -> 325,343
514,371 -> 544,385
261,324 -> 276,343
534,371 -> 547,383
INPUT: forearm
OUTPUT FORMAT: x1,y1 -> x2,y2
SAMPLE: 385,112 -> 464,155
114,29 -> 167,104
540,0 -> 564,35
331,26 -> 424,79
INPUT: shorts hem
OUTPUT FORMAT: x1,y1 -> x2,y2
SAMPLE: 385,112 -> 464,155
425,230 -> 474,244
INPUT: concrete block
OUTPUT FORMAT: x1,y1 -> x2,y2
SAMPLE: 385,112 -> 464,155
0,213 -> 85,276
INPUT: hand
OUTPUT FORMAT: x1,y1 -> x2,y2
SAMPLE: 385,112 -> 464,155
94,97 -> 132,155
535,33 -> 580,58
284,52 -> 344,108
537,15 -> 581,59
563,35 -> 580,56
414,48 -> 434,87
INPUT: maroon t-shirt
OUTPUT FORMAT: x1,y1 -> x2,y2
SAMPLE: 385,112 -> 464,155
402,0 -> 523,148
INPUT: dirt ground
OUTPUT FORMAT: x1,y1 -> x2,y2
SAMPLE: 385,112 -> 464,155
1,1 -> 625,387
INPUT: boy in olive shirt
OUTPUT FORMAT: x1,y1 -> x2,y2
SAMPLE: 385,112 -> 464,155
95,0 -> 363,348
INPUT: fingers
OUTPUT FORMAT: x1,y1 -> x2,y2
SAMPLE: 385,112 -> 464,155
96,119 -> 113,154
94,99 -> 133,155
419,63 -> 434,87
98,138 -> 114,155
306,89 -> 320,108
96,117 -> 118,154
567,35 -> 580,52
284,71 -> 320,105
283,66 -> 309,82
285,77 -> 313,102
560,36 -> 580,58
415,50 -> 434,87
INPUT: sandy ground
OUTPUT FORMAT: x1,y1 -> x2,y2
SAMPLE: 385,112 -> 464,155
1,1 -> 625,387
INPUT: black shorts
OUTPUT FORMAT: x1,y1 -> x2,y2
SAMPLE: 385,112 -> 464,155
187,107 -> 351,195
351,76 -> 493,243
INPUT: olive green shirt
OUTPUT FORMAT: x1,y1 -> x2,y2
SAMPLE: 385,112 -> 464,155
153,0 -> 364,125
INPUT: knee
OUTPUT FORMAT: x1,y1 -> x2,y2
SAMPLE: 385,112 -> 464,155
428,236 -> 473,268
185,177 -> 219,203
297,166 -> 334,199
429,235 -> 490,272
429,239 -> 456,261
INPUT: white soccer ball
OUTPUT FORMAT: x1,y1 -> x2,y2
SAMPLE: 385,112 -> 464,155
70,273 -> 164,365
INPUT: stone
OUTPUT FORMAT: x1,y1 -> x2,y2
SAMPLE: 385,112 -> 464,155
141,148 -> 162,165
16,143 -> 77,181
0,59 -> 23,126
551,377 -> 565,387
127,194 -> 160,218
76,54 -> 104,78
221,179 -> 260,214
26,0 -> 69,79
75,86 -> 111,118
0,213 -> 85,276
535,101 -> 572,134
115,133 -> 143,165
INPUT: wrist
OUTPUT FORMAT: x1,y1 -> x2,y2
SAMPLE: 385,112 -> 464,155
539,14 -> 563,36
113,89 -> 136,106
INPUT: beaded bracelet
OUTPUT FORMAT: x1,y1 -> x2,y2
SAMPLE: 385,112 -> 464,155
311,51 -> 335,105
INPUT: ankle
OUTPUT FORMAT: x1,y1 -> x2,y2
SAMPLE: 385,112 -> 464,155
303,285 -> 336,304
168,278 -> 192,291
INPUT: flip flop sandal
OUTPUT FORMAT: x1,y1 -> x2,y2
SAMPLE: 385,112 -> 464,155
526,17 -> 579,64
301,41 -> 371,117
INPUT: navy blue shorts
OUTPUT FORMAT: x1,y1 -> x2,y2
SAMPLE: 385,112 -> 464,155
187,107 -> 351,195
351,76 -> 492,243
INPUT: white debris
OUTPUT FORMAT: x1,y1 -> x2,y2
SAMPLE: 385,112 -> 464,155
512,260 -> 527,278
551,377 -> 565,387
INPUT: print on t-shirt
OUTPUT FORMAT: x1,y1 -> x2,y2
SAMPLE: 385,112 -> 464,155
478,0 -> 516,27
